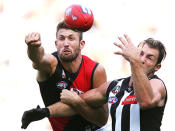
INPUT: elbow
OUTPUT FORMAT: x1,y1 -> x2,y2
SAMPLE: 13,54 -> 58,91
95,114 -> 108,127
96,120 -> 107,127
139,100 -> 156,109
32,63 -> 38,69
139,102 -> 151,109
100,119 -> 108,127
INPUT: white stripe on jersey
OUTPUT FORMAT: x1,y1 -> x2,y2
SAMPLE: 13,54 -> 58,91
108,80 -> 124,114
130,103 -> 140,131
115,91 -> 130,131
108,79 -> 141,131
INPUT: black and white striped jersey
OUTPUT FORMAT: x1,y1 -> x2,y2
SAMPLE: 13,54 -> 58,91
106,75 -> 167,131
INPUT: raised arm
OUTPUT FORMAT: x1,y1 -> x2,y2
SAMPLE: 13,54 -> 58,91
114,34 -> 166,109
25,32 -> 57,77
129,56 -> 166,109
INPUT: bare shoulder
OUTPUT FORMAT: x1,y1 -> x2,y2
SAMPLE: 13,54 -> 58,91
93,64 -> 107,89
150,78 -> 166,94
95,64 -> 106,73
150,78 -> 166,105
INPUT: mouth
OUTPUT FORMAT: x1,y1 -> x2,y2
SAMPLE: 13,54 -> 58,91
63,49 -> 71,54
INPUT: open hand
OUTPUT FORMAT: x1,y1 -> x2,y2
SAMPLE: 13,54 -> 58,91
113,34 -> 142,62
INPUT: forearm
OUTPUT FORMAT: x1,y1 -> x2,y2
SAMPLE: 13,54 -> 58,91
71,98 -> 108,127
48,102 -> 77,117
27,45 -> 45,64
130,61 -> 154,106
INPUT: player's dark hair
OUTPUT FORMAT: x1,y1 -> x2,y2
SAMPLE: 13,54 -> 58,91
56,21 -> 83,41
144,38 -> 167,65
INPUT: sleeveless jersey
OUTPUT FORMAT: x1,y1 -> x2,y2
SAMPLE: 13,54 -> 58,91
38,52 -> 99,131
106,75 -> 167,131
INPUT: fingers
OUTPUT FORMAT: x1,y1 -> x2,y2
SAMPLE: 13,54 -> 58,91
21,111 -> 31,129
114,51 -> 123,55
60,89 -> 68,99
118,36 -> 127,46
25,32 -> 41,46
113,34 -> 133,56
21,120 -> 30,129
124,34 -> 132,45
138,42 -> 144,49
114,42 -> 123,49
117,34 -> 133,46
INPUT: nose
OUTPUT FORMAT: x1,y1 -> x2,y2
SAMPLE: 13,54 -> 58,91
63,39 -> 69,46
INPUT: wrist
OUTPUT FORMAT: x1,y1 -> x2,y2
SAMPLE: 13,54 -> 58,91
72,96 -> 84,107
130,58 -> 142,66
43,107 -> 50,117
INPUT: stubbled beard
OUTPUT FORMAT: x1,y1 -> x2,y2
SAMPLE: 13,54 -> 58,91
58,48 -> 80,62
146,67 -> 155,78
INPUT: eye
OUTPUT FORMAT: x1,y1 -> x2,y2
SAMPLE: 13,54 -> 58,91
69,36 -> 75,41
148,56 -> 155,61
58,35 -> 65,41
148,57 -> 152,60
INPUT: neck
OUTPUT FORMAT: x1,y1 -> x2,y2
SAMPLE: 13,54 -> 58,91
129,77 -> 133,87
147,73 -> 154,79
61,54 -> 82,73
147,68 -> 155,79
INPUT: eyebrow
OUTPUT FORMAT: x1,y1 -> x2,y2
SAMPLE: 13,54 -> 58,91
58,34 -> 74,37
147,54 -> 156,59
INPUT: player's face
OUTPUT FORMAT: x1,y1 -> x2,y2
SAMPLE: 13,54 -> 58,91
139,43 -> 161,77
55,29 -> 82,62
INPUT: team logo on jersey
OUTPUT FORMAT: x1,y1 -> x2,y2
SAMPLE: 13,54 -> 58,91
112,85 -> 121,95
126,86 -> 133,93
122,94 -> 137,105
56,81 -> 68,89
108,96 -> 118,104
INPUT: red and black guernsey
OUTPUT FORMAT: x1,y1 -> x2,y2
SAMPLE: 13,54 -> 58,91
38,52 -> 99,131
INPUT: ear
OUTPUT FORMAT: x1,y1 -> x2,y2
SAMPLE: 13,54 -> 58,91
80,40 -> 85,50
55,40 -> 58,47
154,63 -> 161,72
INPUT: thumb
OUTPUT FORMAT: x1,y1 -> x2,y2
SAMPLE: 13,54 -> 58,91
37,105 -> 40,109
114,51 -> 123,56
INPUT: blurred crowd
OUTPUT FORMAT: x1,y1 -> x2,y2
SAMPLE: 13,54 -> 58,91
0,0 -> 174,130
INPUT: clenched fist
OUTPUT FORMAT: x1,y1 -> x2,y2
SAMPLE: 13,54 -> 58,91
25,32 -> 41,47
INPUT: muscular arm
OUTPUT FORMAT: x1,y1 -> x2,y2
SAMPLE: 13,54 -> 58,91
71,64 -> 108,126
57,82 -> 110,126
114,34 -> 166,109
130,60 -> 166,109
48,69 -> 110,126
48,65 -> 109,126
58,65 -> 109,126
48,102 -> 77,117
25,32 -> 57,80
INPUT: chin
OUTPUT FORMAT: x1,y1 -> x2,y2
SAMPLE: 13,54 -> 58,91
60,55 -> 78,62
